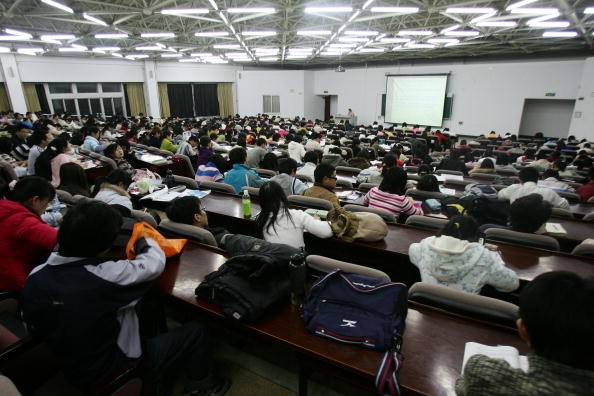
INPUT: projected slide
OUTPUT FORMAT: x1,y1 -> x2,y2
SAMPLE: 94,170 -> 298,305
385,74 -> 448,126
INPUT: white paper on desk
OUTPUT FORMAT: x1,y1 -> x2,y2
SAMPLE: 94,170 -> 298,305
140,153 -> 167,165
462,342 -> 529,374
182,189 -> 211,199
545,222 -> 567,236
140,187 -> 181,202
435,175 -> 446,182
443,174 -> 464,181
439,187 -> 457,196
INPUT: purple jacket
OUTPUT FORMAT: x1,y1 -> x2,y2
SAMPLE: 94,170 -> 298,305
196,147 -> 214,168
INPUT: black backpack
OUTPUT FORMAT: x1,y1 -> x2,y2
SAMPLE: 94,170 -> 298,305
458,196 -> 510,226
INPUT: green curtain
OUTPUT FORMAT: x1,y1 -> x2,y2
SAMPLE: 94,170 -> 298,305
217,82 -> 234,117
125,83 -> 146,116
0,84 -> 11,112
158,83 -> 170,118
22,82 -> 41,112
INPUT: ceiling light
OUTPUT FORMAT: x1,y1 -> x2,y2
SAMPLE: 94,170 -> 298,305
506,0 -> 538,11
194,32 -> 229,37
95,33 -> 128,39
59,46 -> 87,52
398,30 -> 433,36
469,12 -> 497,24
160,8 -> 208,15
339,37 -> 369,42
0,35 -> 30,41
427,38 -> 460,44
225,52 -> 250,57
344,30 -> 378,36
528,21 -> 570,28
444,30 -> 480,37
232,58 -> 254,62
126,54 -> 150,59
213,44 -> 241,49
357,48 -> 384,53
542,31 -> 578,37
227,7 -> 275,13
161,53 -> 183,57
111,53 -> 123,58
0,46 -> 10,53
297,30 -> 332,35
370,6 -> 418,13
509,8 -> 559,14
135,46 -> 164,51
259,57 -> 278,61
362,0 -> 375,9
476,21 -> 518,27
304,7 -> 353,13
179,58 -> 201,62
289,47 -> 313,52
93,46 -> 120,51
4,28 -> 32,38
41,34 -> 75,40
379,37 -> 411,43
140,32 -> 175,38
241,31 -> 277,36
83,13 -> 108,26
285,55 -> 308,59
320,52 -> 343,56
585,7 -> 594,14
348,10 -> 361,22
40,0 -> 73,13
204,58 -> 228,63
445,7 -> 495,13
440,24 -> 461,34
329,43 -> 357,48
18,47 -> 44,55
191,52 -> 213,57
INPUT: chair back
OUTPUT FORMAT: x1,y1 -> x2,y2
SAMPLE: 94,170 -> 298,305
55,189 -> 75,204
583,212 -> 594,221
405,215 -> 448,231
0,161 -> 17,182
408,283 -> 518,328
343,204 -> 396,223
172,154 -> 196,178
335,166 -> 362,175
469,173 -> 498,181
550,207 -> 573,219
306,255 -> 390,281
484,228 -> 560,251
199,181 -> 237,194
252,168 -> 277,178
295,174 -> 313,183
405,166 -> 419,173
435,169 -> 464,176
130,209 -> 158,228
78,147 -> 91,155
158,219 -> 217,246
406,189 -> 447,201
587,197 -> 594,204
288,195 -> 334,210
100,155 -> 117,170
240,186 -> 260,197
335,179 -> 353,189
172,175 -> 198,189
556,191 -> 581,203
571,240 -> 594,258
358,182 -> 379,192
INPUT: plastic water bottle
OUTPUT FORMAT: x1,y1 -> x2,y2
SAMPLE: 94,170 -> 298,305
242,189 -> 252,219
289,250 -> 307,306
164,169 -> 174,188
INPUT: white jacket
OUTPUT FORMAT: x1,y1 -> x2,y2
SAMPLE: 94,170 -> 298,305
262,208 -> 333,248
288,141 -> 306,162
94,183 -> 133,211
497,181 -> 570,209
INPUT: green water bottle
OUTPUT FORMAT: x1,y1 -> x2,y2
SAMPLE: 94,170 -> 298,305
242,189 -> 252,219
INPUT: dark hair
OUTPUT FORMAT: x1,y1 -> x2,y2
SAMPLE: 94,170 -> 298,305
303,151 -> 319,164
519,271 -> 594,370
519,167 -> 539,183
255,137 -> 267,147
278,158 -> 298,175
543,169 -> 559,179
10,176 -> 55,203
510,194 -> 552,233
260,152 -> 279,171
417,174 -> 440,192
257,181 -> 294,236
379,167 -> 408,195
480,158 -> 495,169
91,169 -> 132,197
166,196 -> 202,225
381,152 -> 397,177
313,163 -> 335,183
199,135 -> 211,148
58,201 -> 123,256
58,163 -> 90,197
417,164 -> 433,176
228,147 -> 247,165
438,215 -> 479,242
34,138 -> 69,181
28,129 -> 50,146
103,143 -> 120,159
207,154 -> 228,172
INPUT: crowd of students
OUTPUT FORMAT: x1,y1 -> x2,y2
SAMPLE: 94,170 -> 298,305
0,110 -> 593,395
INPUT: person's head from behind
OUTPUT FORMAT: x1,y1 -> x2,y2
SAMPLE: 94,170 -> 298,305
417,175 -> 440,192
510,194 -> 552,233
207,154 -> 227,172
257,181 -> 292,235
518,271 -> 594,370
255,137 -> 267,148
59,162 -> 89,191
417,164 -> 433,176
278,158 -> 298,176
314,163 -> 336,190
166,196 -> 208,227
438,215 -> 479,242
519,167 -> 539,184
542,169 -> 559,180
188,135 -> 199,147
260,152 -> 279,171
379,167 -> 408,195
103,143 -> 124,160
58,201 -> 122,257
303,150 -> 319,165
93,169 -> 132,196
28,129 -> 52,148
480,158 -> 495,169
10,176 -> 56,215
228,147 -> 247,165
199,135 -> 212,149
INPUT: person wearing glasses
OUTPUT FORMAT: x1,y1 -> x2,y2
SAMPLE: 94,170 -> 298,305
303,163 -> 340,209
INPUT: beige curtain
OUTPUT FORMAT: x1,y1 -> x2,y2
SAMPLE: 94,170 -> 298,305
217,82 -> 234,117
125,83 -> 146,116
158,83 -> 170,118
22,83 -> 41,112
0,84 -> 11,112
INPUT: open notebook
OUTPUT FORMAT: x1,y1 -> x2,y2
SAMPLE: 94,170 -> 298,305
462,342 -> 529,373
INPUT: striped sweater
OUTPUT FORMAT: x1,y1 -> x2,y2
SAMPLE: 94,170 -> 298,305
363,187 -> 423,219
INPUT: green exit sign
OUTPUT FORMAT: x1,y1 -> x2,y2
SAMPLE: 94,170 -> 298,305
545,92 -> 556,97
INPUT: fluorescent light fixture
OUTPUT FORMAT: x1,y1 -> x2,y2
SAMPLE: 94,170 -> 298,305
126,54 -> 150,59
225,52 -> 250,57
40,0 -> 73,13
213,44 -> 241,49
398,30 -> 433,36
112,53 -> 123,58
379,37 -> 411,43
93,46 -> 120,51
218,12 -> 228,24
362,0 -> 375,9
329,43 -> 357,48
227,7 -> 275,13
161,53 -> 183,58
506,0 -> 538,11
241,31 -> 277,36
135,45 -> 164,51
95,33 -> 128,39
370,6 -> 418,13
542,31 -> 578,37
445,7 -> 495,13
440,24 -> 461,34
304,7 -> 353,13
160,8 -> 208,15
320,52 -> 342,56
288,47 -> 313,53
357,48 -> 384,53
297,30 -> 332,35
528,21 -> 570,28
427,38 -> 460,44
254,47 -> 279,52
0,35 -> 30,41
204,58 -> 228,63
405,43 -> 436,49
59,46 -> 87,52
83,12 -> 107,26
585,7 -> 594,14
208,0 -> 218,11
191,52 -> 213,57
509,8 -> 558,14
476,21 -> 518,27
258,57 -> 278,61
443,30 -> 480,37
41,34 -> 75,40
194,31 -> 229,37
469,12 -> 496,24
339,37 -> 369,42
0,46 -> 10,53
232,58 -> 254,62
140,32 -> 175,38
285,55 -> 308,59
17,48 -> 44,55
4,28 -> 32,38
348,10 -> 361,23
344,30 -> 378,36
179,58 -> 201,62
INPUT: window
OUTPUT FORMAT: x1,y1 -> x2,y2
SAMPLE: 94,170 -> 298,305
90,98 -> 101,114
52,99 -> 65,113
77,99 -> 90,115
102,83 -> 121,93
45,82 -> 127,117
76,83 -> 98,93
262,95 -> 280,113
48,83 -> 72,94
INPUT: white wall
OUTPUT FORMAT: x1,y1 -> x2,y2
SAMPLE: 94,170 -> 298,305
156,62 -> 239,82
236,70 -> 305,117
569,57 -> 594,140
303,70 -> 323,121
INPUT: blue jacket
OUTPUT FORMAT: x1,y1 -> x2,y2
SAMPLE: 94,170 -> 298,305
224,163 -> 268,193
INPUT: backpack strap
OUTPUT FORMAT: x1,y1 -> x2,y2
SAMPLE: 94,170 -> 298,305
375,336 -> 404,396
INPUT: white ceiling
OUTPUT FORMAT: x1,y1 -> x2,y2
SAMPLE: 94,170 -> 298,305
1,0 -> 593,67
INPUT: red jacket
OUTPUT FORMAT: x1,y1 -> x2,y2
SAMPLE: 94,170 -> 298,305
576,181 -> 594,203
0,200 -> 57,290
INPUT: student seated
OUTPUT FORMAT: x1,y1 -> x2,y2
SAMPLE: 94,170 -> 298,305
259,152 -> 279,172
498,167 -> 569,209
58,162 -> 90,197
0,177 -> 58,291
321,146 -> 348,168
479,193 -> 552,237
436,149 -> 468,176
576,167 -> 594,202
159,130 -> 178,154
296,151 -> 320,181
166,196 -> 228,244
35,138 -> 74,187
104,143 -> 135,178
196,153 -> 226,184
347,149 -> 372,170
456,271 -> 594,395
408,216 -> 519,294
257,181 -> 333,248
469,158 -> 495,175
92,169 -> 133,210
176,135 -> 198,163
287,133 -> 306,163
537,169 -> 574,192
417,174 -> 440,193
22,201 -> 230,394
246,137 -> 268,168
81,126 -> 104,153
303,163 -> 340,209
363,167 -> 423,220
270,158 -> 307,196
224,147 -> 268,193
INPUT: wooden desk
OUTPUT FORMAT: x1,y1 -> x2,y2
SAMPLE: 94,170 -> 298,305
158,243 -> 527,396
131,150 -> 187,177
